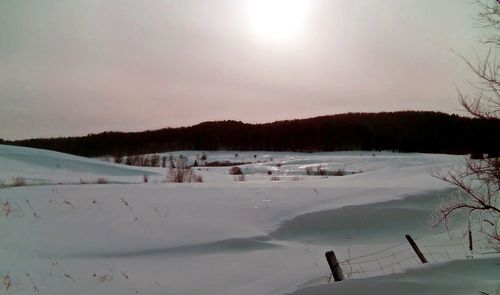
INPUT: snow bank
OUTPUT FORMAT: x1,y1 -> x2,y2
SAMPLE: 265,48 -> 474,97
288,257 -> 500,295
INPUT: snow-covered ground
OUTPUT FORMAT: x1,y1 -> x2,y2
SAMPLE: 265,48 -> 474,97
0,145 -> 498,295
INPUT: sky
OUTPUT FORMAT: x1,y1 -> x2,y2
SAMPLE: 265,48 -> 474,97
0,0 -> 487,140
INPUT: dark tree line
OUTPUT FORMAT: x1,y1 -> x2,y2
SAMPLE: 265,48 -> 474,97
2,111 -> 499,157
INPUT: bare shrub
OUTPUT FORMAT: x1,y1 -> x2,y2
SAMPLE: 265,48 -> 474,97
151,154 -> 160,167
167,167 -> 202,183
176,154 -> 188,168
305,166 -> 327,176
270,176 -> 280,181
234,174 -> 246,182
113,154 -> 123,164
304,166 -> 347,176
229,166 -> 243,175
143,174 -> 149,183
332,169 -> 346,176
121,154 -> 162,167
12,176 -> 26,186
267,170 -> 273,175
276,162 -> 282,167
305,166 -> 313,175
2,274 -> 13,290
2,201 -> 12,217
97,177 -> 108,184
316,165 -> 327,176
168,167 -> 191,183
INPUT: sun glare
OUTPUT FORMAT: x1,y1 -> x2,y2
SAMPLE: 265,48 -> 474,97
248,0 -> 309,43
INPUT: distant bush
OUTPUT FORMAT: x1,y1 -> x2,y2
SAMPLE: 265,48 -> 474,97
270,176 -> 280,181
332,169 -> 346,176
167,167 -> 202,183
234,174 -> 246,182
304,166 -> 347,176
205,161 -> 250,167
305,167 -> 313,175
168,167 -> 190,183
276,163 -> 282,167
122,154 -> 162,167
318,166 -> 329,176
267,170 -> 273,175
2,201 -> 12,217
113,154 -> 123,164
97,177 -> 108,184
291,176 -> 301,181
143,174 -> 149,183
12,177 -> 26,186
177,154 -> 187,169
228,166 -> 243,175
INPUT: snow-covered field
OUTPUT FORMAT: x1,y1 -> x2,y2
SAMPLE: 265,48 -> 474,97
0,144 -> 498,295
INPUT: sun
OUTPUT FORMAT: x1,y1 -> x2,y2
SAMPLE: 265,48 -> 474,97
247,0 -> 309,43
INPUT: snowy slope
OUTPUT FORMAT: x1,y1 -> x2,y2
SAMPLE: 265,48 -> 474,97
0,145 -> 163,186
0,145 -> 497,295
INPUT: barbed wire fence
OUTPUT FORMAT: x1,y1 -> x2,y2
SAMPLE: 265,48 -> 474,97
328,227 -> 499,281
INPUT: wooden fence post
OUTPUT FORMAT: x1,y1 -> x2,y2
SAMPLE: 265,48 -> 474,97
325,250 -> 345,282
467,229 -> 474,259
468,229 -> 473,252
405,234 -> 428,264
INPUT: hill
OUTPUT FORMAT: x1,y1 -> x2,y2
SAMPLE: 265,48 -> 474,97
2,111 -> 499,157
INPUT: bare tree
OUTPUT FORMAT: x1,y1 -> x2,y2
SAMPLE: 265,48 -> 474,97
432,159 -> 500,250
432,0 -> 500,251
457,0 -> 500,120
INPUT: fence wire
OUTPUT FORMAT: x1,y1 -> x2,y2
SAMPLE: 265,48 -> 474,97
336,231 -> 498,279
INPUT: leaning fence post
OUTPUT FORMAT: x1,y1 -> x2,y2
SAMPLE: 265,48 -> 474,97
405,234 -> 427,264
325,250 -> 345,281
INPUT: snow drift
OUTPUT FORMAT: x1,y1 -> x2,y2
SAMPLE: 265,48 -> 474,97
0,145 -> 497,295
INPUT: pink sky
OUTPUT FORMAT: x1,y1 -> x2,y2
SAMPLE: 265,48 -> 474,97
0,0 -> 485,140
